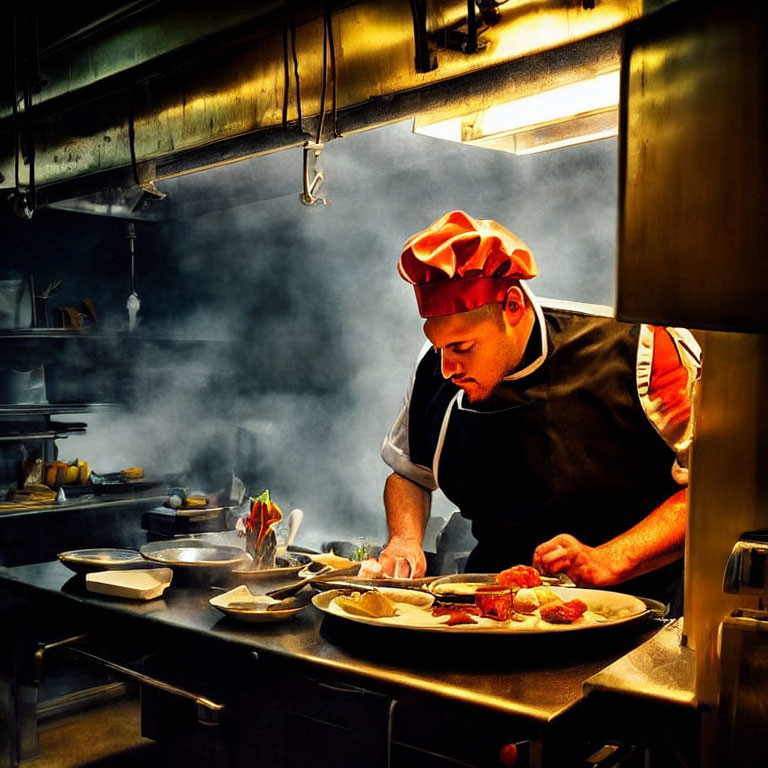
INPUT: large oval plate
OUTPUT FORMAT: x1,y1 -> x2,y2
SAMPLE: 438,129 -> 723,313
58,548 -> 146,574
313,586 -> 650,634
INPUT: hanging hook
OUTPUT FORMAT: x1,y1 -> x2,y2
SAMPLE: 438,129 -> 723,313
300,141 -> 330,206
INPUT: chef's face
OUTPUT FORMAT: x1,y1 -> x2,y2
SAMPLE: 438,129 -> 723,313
423,290 -> 531,402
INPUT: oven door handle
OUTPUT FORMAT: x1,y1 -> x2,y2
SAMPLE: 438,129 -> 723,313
65,645 -> 225,726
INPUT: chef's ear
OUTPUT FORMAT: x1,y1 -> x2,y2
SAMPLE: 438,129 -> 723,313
502,285 -> 526,324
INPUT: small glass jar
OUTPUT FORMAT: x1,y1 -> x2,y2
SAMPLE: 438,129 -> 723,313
474,585 -> 514,620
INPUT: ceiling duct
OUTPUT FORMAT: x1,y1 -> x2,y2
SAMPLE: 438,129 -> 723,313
0,0 -> 677,218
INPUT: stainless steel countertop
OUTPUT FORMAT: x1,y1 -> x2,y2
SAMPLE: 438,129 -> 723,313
0,560 -> 668,724
583,619 -> 696,707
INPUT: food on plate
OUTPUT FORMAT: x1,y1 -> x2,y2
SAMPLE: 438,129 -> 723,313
181,496 -> 208,509
432,603 -> 480,626
513,585 -> 563,613
496,564 -> 542,589
445,611 -> 478,626
42,459 -> 91,488
312,552 -> 357,570
512,587 -> 539,614
431,581 -> 485,596
474,585 -> 514,621
539,598 -> 588,624
357,558 -> 383,579
333,590 -> 398,619
319,582 -> 643,632
431,603 -> 481,617
1,483 -> 58,509
77,460 -> 90,484
532,586 -> 560,604
120,467 -> 144,480
388,589 -> 434,607
43,461 -> 67,487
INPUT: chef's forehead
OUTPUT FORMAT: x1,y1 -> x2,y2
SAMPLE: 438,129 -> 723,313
423,302 -> 503,342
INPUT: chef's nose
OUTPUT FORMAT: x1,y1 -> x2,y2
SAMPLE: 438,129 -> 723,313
440,351 -> 462,380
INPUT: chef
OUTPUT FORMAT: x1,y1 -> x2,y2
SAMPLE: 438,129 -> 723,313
379,210 -> 700,610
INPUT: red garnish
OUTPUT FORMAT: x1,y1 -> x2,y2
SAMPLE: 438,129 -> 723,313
244,492 -> 283,549
431,603 -> 481,617
445,612 -> 478,626
496,565 -> 542,589
539,599 -> 588,624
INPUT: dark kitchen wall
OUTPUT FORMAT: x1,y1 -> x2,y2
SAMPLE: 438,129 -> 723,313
0,120 -> 618,547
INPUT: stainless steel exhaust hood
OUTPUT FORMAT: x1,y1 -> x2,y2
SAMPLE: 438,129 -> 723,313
1,0 -> 677,218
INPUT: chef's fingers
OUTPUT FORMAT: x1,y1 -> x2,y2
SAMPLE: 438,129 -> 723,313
533,539 -> 561,557
379,546 -> 425,578
378,550 -> 398,577
535,546 -> 574,575
404,553 -> 427,579
534,534 -> 578,557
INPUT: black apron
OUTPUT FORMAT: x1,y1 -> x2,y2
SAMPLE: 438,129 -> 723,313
408,308 -> 683,609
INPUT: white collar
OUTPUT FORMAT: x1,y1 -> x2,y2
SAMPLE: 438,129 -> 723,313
502,282 -> 547,382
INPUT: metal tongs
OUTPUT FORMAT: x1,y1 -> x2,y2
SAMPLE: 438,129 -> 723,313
266,563 -> 360,600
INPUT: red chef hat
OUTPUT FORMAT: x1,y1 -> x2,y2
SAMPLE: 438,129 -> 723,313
398,210 -> 537,317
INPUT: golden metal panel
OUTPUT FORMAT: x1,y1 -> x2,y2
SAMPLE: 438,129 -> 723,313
2,0 -> 674,194
684,330 -> 768,706
617,2 -> 768,333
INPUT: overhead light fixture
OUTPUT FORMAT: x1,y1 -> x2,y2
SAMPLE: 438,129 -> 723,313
414,69 -> 620,155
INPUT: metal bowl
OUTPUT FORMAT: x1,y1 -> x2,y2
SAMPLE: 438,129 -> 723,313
139,538 -> 250,585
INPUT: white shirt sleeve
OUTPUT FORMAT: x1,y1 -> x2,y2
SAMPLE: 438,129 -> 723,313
381,341 -> 438,491
636,325 -> 702,485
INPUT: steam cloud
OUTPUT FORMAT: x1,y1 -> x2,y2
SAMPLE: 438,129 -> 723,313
8,120 -> 618,551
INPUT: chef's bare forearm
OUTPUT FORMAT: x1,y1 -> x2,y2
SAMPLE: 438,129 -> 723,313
598,488 -> 688,581
384,472 -> 431,545
534,488 -> 688,586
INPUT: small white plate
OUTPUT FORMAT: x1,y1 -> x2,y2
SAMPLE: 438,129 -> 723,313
86,568 -> 173,600
209,585 -> 306,623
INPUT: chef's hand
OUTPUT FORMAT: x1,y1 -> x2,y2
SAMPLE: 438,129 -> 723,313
379,538 -> 427,579
533,534 -> 623,587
